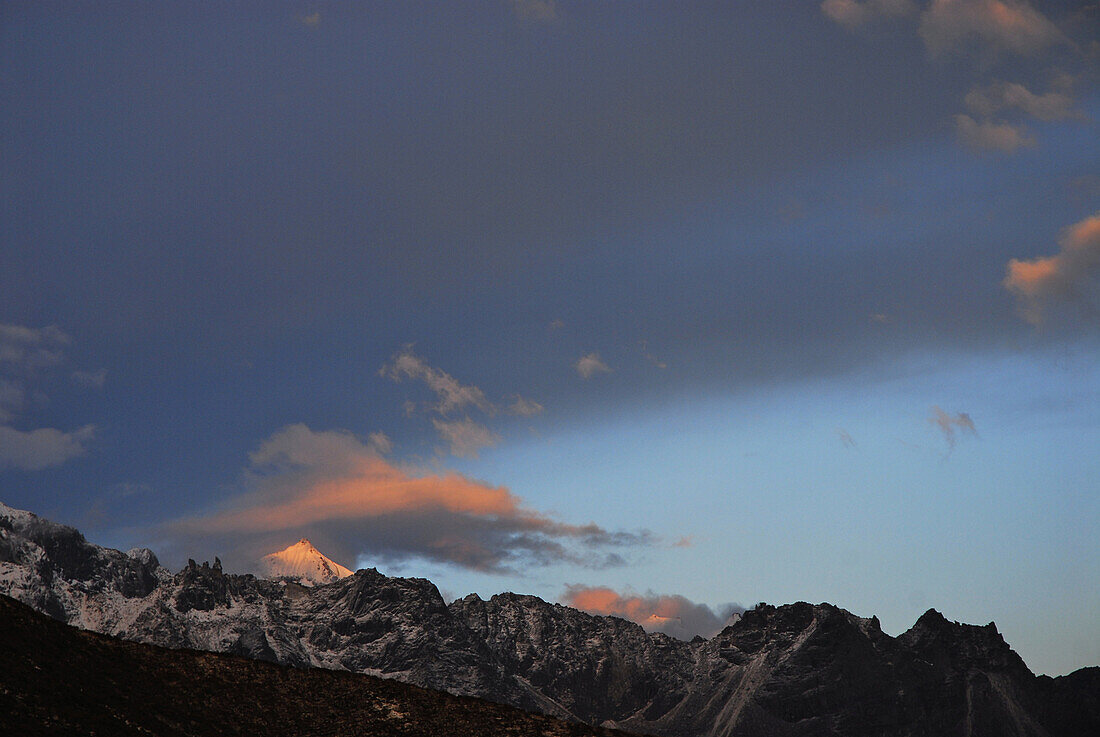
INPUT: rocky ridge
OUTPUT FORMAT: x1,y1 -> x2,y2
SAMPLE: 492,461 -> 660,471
1,501 -> 1096,736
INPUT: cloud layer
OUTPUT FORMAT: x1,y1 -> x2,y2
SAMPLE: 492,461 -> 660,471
168,424 -> 654,573
562,584 -> 743,640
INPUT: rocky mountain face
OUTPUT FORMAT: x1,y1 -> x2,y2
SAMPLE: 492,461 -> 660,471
1,501 -> 1096,737
0,593 -> 634,737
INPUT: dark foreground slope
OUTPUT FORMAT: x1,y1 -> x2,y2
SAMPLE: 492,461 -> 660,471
0,594 -> 636,737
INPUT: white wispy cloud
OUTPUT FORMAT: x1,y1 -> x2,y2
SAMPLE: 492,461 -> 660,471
381,346 -> 493,415
576,352 -> 612,379
431,417 -> 500,459
0,424 -> 96,471
506,395 -> 544,417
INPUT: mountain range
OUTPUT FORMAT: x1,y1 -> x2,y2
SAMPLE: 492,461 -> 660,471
1,501 -> 1096,736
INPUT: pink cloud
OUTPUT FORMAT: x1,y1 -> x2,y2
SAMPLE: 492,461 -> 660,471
562,585 -> 743,639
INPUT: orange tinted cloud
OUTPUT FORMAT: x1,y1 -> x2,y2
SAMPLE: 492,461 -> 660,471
562,585 -> 743,639
1004,212 -> 1100,324
198,456 -> 517,533
171,425 -> 653,572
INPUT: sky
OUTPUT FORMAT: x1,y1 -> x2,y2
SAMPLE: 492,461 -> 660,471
1,0 -> 1098,676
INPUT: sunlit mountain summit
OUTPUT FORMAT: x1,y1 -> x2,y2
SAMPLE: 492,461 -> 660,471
260,539 -> 354,585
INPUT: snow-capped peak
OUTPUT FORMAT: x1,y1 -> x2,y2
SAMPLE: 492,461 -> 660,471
260,538 -> 354,586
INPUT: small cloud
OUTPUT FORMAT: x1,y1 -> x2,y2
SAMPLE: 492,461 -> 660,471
929,406 -> 977,450
381,346 -> 493,415
0,424 -> 95,471
964,80 -> 1081,122
301,12 -> 321,28
511,0 -> 557,24
562,585 -> 744,640
576,352 -> 612,379
918,0 -> 1065,59
954,114 -> 1033,152
71,368 -> 107,389
1004,212 -> 1100,324
837,428 -> 857,449
506,395 -> 544,417
432,417 -> 500,458
821,0 -> 917,30
671,535 -> 694,548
